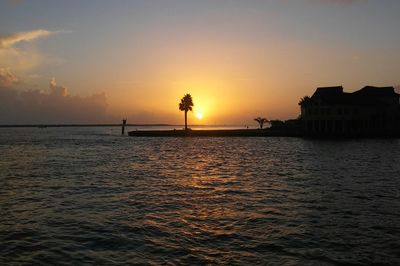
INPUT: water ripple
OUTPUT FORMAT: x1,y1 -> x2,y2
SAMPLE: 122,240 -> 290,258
0,128 -> 399,265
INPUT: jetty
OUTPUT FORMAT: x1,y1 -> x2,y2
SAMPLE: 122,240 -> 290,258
127,129 -> 300,137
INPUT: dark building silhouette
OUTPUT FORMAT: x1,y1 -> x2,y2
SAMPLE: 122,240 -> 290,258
299,86 -> 400,136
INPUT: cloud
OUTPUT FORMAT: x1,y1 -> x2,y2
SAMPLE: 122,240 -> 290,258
0,31 -> 109,124
0,29 -> 66,71
49,77 -> 69,97
0,70 -> 111,124
0,29 -> 52,48
0,67 -> 19,87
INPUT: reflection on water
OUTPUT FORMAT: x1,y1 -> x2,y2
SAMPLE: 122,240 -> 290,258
0,127 -> 399,265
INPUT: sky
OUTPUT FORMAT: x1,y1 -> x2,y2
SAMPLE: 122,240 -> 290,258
1,0 -> 400,125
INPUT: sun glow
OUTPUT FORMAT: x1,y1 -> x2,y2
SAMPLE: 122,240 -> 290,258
195,111 -> 203,120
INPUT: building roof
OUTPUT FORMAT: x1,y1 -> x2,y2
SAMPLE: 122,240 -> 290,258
354,86 -> 397,97
312,86 -> 349,104
309,85 -> 399,106
313,86 -> 343,98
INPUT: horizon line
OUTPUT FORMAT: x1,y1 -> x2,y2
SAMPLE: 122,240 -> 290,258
0,123 -> 250,128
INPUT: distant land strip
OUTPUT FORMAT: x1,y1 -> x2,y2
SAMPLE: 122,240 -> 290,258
0,124 -> 174,128
0,124 -> 236,128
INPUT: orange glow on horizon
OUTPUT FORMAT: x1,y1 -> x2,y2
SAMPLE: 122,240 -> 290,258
106,73 -> 301,125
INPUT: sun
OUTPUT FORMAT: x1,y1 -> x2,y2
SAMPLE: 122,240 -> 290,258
195,112 -> 203,120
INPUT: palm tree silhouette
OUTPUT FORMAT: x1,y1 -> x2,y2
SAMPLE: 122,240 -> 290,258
179,93 -> 194,130
298,96 -> 311,106
254,117 -> 268,129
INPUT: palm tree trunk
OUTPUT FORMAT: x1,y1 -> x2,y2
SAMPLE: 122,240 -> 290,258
184,111 -> 187,130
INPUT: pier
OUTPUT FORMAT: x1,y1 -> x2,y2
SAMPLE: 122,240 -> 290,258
127,129 -> 300,137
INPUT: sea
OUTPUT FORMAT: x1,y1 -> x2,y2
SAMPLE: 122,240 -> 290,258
0,126 -> 399,265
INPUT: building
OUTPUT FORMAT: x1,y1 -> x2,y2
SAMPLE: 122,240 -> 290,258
299,86 -> 400,136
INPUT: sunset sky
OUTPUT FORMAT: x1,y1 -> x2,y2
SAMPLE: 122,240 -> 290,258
1,0 -> 399,125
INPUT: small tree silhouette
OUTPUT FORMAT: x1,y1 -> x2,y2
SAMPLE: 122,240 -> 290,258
254,117 -> 268,129
179,93 -> 194,130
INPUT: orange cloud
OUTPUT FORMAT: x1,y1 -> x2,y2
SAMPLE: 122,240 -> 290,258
49,77 -> 69,97
0,68 -> 19,87
0,29 -> 67,71
0,29 -> 51,48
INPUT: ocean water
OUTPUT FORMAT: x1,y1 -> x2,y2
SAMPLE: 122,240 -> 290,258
0,127 -> 399,265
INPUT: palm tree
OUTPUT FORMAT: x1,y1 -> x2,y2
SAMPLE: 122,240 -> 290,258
298,96 -> 311,106
179,93 -> 194,130
254,117 -> 268,129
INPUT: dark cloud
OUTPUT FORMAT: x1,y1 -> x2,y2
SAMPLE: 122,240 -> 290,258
0,72 -> 111,124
